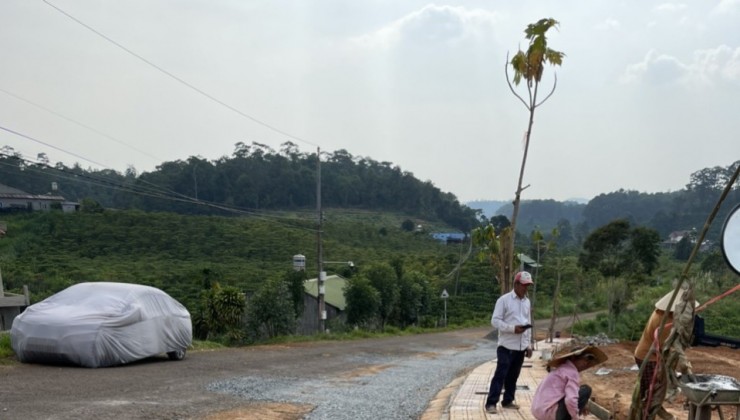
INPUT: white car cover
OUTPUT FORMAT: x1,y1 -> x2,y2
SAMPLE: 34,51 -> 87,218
11,282 -> 192,368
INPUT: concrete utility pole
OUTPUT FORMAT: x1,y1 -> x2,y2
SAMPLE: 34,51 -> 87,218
316,147 -> 325,333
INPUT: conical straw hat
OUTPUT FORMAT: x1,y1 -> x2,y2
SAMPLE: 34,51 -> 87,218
654,290 -> 700,312
547,345 -> 608,369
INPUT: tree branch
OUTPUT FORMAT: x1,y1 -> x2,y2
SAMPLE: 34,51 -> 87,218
504,53 -> 531,110
535,73 -> 558,108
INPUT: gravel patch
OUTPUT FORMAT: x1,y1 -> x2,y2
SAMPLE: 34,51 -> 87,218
207,341 -> 495,420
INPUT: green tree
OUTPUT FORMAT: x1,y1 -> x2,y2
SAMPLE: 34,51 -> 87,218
247,277 -> 296,339
401,219 -> 415,232
282,269 -> 306,319
630,226 -> 661,275
673,236 -> 692,261
363,263 -> 399,330
194,284 -> 245,341
344,276 -> 380,328
79,198 -> 104,213
471,223 -> 509,293
503,18 -> 565,290
578,219 -> 661,332
489,215 -> 511,232
395,271 -> 433,327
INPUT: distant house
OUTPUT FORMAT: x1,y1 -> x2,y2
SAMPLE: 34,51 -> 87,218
666,230 -> 692,244
0,183 -> 77,212
662,230 -> 693,249
661,229 -> 711,252
431,232 -> 467,244
299,274 -> 347,334
517,253 -> 542,270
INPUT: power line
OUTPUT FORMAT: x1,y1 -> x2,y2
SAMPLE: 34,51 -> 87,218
0,124 -> 316,224
0,141 -> 317,232
42,0 -> 319,149
0,123 -> 107,168
0,86 -> 163,163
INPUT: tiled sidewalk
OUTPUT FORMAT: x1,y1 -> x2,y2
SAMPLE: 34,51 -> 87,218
448,338 -> 600,420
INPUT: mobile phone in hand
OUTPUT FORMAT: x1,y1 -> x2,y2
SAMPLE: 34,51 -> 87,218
521,324 -> 532,330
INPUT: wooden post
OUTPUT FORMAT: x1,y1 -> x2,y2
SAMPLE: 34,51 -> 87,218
587,399 -> 612,420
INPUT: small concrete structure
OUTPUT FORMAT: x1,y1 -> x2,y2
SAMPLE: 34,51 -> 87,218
0,270 -> 30,331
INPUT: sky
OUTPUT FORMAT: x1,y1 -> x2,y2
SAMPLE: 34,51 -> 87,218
1,1 -> 739,203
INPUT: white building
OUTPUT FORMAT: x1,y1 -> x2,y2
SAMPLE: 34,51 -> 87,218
0,183 -> 77,212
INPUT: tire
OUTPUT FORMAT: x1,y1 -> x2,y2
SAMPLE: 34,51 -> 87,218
167,349 -> 186,361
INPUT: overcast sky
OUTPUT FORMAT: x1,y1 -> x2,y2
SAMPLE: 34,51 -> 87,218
1,1 -> 739,203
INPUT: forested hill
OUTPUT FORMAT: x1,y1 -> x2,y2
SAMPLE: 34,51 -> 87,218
0,143 -> 478,231
487,161 -> 739,242
1,144 -> 737,238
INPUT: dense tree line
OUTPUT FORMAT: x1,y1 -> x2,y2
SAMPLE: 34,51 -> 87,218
0,143 -> 479,231
491,160 -> 739,244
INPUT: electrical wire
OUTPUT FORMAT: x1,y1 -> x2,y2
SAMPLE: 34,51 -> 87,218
0,124 -> 318,226
42,0 -> 319,149
0,150 -> 317,232
0,86 -> 163,163
0,123 -> 107,168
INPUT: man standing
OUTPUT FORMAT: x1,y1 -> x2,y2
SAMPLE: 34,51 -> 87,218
485,271 -> 534,413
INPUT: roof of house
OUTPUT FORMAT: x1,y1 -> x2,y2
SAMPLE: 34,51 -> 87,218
0,183 -> 64,201
304,274 -> 347,310
518,253 -> 543,268
0,183 -> 28,195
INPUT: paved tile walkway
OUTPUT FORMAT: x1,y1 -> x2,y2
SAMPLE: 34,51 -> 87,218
448,338 -> 600,420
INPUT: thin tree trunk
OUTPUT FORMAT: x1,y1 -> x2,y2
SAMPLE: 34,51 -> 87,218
506,83 -> 538,292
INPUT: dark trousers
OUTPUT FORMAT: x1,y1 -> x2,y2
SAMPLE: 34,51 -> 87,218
555,384 -> 592,420
485,346 -> 526,407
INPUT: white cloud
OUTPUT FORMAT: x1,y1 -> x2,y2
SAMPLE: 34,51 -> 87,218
621,50 -> 688,85
594,18 -> 620,31
350,4 -> 499,50
712,0 -> 740,15
654,3 -> 688,13
621,45 -> 740,87
688,45 -> 740,84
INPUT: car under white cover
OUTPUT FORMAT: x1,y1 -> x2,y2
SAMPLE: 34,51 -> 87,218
11,282 -> 192,368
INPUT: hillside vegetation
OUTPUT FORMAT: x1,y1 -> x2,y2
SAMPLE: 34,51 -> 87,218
0,146 -> 738,343
0,210 -> 492,319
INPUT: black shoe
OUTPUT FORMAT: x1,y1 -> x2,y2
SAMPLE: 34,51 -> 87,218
485,404 -> 497,413
501,402 -> 520,410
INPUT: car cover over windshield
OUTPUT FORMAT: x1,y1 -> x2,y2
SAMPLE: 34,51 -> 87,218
11,282 -> 192,368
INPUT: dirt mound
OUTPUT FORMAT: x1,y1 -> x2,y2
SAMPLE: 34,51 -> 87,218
583,342 -> 740,419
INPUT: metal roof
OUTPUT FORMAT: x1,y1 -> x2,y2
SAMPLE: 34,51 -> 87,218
304,275 -> 347,310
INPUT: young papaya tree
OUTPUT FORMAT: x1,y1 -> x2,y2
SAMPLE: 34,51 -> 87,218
502,18 -> 564,291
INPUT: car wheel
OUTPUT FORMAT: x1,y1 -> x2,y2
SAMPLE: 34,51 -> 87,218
167,349 -> 186,361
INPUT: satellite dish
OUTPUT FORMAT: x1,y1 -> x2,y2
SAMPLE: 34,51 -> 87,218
720,203 -> 740,276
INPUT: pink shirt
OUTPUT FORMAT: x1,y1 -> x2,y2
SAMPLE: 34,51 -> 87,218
531,360 -> 580,420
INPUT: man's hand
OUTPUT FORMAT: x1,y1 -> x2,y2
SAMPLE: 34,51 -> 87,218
514,324 -> 531,334
525,347 -> 533,358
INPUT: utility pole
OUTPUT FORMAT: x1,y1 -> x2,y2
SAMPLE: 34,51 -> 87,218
316,147 -> 325,333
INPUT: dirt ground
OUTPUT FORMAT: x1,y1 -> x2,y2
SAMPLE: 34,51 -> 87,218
580,342 -> 740,419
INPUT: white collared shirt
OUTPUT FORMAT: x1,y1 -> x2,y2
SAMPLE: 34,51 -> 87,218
491,290 -> 531,351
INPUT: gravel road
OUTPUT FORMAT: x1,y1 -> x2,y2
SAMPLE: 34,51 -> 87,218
0,327 -> 498,420
1,315 -> 587,420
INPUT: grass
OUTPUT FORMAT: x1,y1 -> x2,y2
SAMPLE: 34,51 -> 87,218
0,332 -> 17,365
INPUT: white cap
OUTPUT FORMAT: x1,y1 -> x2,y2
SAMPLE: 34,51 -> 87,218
514,271 -> 533,285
